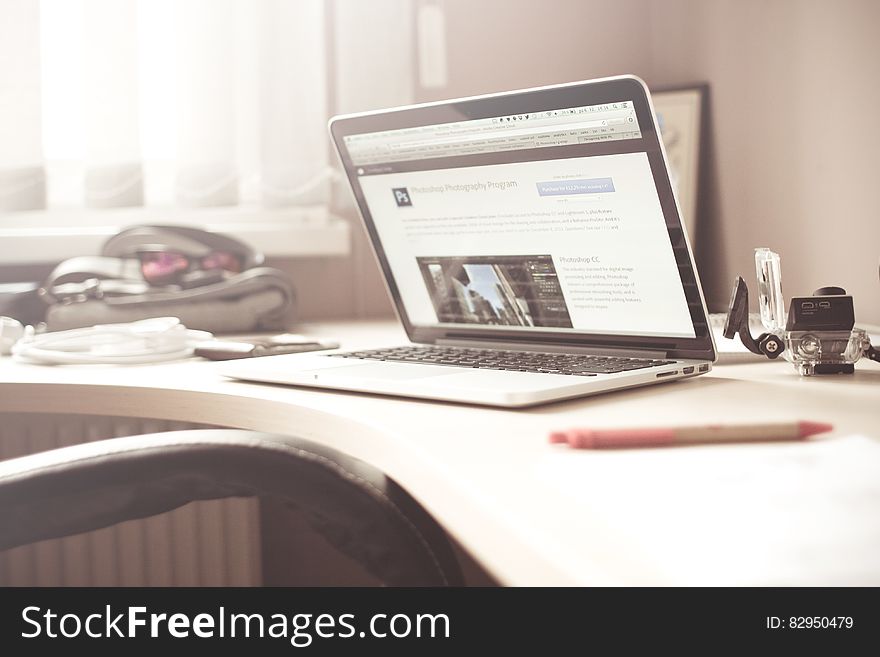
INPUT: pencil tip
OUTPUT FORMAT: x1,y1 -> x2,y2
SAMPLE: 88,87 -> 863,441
799,421 -> 833,438
548,431 -> 568,444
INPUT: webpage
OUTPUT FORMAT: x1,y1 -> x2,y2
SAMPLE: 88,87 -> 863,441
358,152 -> 695,338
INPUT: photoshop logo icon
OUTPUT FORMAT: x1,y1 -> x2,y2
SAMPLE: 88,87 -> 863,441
392,187 -> 412,207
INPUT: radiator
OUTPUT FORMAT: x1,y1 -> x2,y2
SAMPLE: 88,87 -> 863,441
0,413 -> 261,586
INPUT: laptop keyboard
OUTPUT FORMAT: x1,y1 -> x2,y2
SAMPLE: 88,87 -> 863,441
329,346 -> 676,376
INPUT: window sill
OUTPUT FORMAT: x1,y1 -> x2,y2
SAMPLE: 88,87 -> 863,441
0,205 -> 351,265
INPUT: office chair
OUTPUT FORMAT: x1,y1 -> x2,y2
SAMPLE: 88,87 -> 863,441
0,429 -> 464,586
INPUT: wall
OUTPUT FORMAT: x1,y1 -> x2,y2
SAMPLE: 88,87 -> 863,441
648,0 -> 880,321
420,0 -> 652,100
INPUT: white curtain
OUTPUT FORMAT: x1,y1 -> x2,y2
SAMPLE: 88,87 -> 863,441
0,0 -> 416,214
0,0 -> 45,211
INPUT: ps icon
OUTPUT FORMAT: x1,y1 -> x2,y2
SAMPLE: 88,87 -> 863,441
392,187 -> 412,207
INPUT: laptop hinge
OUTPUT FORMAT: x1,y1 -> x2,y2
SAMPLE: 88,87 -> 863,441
433,338 -> 669,360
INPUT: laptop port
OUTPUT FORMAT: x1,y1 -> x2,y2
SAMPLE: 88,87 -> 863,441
682,366 -> 694,374
656,370 -> 678,378
699,364 -> 709,372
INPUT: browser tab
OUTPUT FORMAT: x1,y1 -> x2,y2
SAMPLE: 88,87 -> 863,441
344,101 -> 642,166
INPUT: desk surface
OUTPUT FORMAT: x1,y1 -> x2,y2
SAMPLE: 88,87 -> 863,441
2,320 -> 879,586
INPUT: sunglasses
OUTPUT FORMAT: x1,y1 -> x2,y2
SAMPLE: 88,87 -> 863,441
137,249 -> 243,285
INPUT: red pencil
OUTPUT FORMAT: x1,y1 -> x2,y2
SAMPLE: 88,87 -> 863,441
549,421 -> 833,449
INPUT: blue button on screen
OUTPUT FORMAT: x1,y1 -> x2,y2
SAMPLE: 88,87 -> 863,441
536,177 -> 615,196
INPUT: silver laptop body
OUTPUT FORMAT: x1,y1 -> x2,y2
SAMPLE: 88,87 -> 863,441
220,75 -> 716,407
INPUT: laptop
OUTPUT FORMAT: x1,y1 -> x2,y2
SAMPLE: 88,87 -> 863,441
220,75 -> 716,407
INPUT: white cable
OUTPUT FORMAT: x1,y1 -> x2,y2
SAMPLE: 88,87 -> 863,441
0,316 -> 25,355
10,317 -> 212,365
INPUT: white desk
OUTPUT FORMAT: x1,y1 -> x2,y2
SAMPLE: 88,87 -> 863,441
1,320 -> 879,586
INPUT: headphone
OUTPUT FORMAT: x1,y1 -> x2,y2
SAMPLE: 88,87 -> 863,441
41,224 -> 265,305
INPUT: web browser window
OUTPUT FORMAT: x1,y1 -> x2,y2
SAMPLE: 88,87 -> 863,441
343,100 -> 695,339
345,102 -> 641,165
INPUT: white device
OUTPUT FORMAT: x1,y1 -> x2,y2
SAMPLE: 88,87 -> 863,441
220,75 -> 716,407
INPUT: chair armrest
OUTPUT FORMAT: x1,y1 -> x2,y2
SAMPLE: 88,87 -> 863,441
0,429 -> 463,586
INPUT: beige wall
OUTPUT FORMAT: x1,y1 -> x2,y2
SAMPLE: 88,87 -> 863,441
424,0 -> 652,99
315,0 -> 879,325
648,0 -> 880,322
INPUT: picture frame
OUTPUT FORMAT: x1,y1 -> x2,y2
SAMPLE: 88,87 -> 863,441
651,85 -> 707,244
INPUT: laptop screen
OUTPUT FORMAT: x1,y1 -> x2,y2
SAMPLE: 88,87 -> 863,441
331,77 -> 713,357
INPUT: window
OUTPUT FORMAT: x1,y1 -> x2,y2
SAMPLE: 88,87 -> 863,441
0,0 -> 419,262
1,0 -> 342,211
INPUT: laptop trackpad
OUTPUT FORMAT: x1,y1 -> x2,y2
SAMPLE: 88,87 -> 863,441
316,362 -> 456,381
